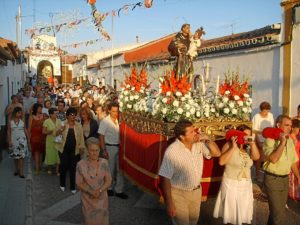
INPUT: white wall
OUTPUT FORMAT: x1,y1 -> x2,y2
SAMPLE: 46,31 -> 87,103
194,46 -> 281,117
29,55 -> 61,76
0,61 -> 24,126
72,58 -> 86,79
290,23 -> 300,116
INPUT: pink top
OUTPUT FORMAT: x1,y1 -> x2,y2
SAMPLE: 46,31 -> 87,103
290,134 -> 300,162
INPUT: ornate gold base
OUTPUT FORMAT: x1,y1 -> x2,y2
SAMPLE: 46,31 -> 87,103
121,112 -> 252,140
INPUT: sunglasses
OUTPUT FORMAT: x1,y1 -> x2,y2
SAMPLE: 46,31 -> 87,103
69,113 -> 76,116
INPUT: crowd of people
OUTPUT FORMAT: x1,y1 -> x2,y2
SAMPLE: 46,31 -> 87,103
159,107 -> 300,225
4,83 -> 128,225
4,81 -> 300,225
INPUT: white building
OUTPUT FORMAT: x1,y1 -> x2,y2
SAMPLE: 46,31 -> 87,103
27,34 -> 62,85
0,37 -> 27,145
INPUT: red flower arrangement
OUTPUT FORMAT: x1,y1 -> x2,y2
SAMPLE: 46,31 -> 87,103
122,66 -> 149,92
160,70 -> 192,95
219,72 -> 249,100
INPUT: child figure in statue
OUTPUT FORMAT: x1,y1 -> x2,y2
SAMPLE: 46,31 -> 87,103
187,27 -> 205,59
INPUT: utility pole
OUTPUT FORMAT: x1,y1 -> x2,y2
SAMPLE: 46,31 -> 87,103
16,2 -> 24,87
16,4 -> 21,47
111,14 -> 114,87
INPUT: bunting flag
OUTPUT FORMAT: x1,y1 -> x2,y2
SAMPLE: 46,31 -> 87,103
25,17 -> 90,37
25,1 -> 153,37
61,38 -> 101,49
88,0 -> 111,40
144,0 -> 153,8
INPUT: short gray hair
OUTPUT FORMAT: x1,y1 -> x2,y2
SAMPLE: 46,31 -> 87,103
86,137 -> 100,149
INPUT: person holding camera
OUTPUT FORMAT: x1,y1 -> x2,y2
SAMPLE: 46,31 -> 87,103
213,125 -> 260,225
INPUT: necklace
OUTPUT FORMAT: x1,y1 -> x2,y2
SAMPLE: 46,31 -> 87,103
88,160 -> 99,179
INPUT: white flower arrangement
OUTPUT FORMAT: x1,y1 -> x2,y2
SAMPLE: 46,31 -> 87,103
152,71 -> 201,122
118,66 -> 150,114
152,93 -> 201,122
213,70 -> 252,121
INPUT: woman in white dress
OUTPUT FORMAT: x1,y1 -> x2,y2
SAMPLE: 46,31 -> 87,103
213,125 -> 260,225
7,106 -> 29,178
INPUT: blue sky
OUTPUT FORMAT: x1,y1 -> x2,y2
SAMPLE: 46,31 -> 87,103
0,0 -> 281,54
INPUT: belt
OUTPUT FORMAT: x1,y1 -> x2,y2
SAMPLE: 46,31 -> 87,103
105,143 -> 120,147
264,171 -> 288,178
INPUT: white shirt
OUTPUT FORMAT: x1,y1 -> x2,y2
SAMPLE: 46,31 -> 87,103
23,96 -> 36,114
187,38 -> 201,58
159,139 -> 211,191
98,115 -> 120,144
252,112 -> 274,143
42,107 -> 49,116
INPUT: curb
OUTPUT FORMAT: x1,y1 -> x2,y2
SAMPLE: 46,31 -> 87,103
25,155 -> 34,225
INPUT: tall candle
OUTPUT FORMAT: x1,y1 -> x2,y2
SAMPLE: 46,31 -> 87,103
201,76 -> 206,93
216,75 -> 220,94
206,62 -> 210,80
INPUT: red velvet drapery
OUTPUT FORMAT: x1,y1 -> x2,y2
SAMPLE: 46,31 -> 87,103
120,122 -> 225,201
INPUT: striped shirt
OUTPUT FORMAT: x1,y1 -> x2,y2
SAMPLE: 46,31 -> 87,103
159,139 -> 211,191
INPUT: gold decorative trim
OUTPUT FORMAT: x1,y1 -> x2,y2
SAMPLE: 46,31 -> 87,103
122,122 -> 157,178
124,156 -> 158,179
157,135 -> 163,172
201,176 -> 222,182
121,112 -> 252,139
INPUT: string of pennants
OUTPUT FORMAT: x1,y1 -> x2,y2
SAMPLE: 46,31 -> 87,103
31,31 -> 102,50
87,0 -> 153,40
25,17 -> 90,38
25,0 -> 153,40
61,38 -> 101,49
30,27 -> 102,49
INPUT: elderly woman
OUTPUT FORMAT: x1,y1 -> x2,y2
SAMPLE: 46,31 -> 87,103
76,137 -> 112,225
213,125 -> 260,225
55,107 -> 86,194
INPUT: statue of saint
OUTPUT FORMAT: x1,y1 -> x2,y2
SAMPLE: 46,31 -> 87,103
168,24 -> 205,81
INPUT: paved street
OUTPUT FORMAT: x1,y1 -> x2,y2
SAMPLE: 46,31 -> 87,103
0,148 -> 300,225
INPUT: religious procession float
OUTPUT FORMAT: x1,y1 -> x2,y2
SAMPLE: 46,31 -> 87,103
118,64 -> 252,201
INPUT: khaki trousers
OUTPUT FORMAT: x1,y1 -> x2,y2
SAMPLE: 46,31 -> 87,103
171,186 -> 202,225
264,173 -> 288,225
